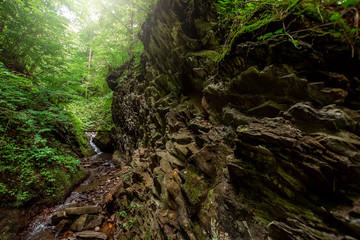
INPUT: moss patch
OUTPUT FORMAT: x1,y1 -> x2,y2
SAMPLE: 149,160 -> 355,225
183,166 -> 208,205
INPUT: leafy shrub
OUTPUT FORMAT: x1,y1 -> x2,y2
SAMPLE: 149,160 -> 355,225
0,63 -> 85,207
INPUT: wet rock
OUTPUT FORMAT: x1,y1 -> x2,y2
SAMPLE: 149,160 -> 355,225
55,219 -> 71,234
282,102 -> 357,133
76,230 -> 108,240
83,215 -> 104,230
71,214 -> 88,232
65,206 -> 102,216
31,229 -> 57,240
51,210 -> 67,225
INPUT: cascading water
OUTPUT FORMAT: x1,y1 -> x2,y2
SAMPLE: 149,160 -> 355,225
20,132 -> 115,240
89,132 -> 102,154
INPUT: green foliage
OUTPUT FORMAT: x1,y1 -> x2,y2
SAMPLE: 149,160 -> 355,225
215,0 -> 360,62
0,0 -> 159,207
0,0 -> 73,75
342,0 -> 360,7
0,65 -> 85,207
68,93 -> 113,131
215,0 -> 299,62
117,202 -> 143,231
118,210 -> 128,218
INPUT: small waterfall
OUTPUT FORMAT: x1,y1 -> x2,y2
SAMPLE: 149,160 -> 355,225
89,132 -> 102,154
21,132 -> 113,240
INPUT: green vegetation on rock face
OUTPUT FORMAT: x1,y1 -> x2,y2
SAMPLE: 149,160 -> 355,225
216,0 -> 360,62
0,64 -> 86,207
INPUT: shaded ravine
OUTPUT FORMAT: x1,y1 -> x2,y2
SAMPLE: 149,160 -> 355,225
20,133 -> 123,240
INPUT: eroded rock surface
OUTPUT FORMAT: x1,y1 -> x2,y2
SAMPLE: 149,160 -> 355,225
106,0 -> 360,239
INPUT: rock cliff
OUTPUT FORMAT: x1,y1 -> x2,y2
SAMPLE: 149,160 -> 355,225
108,0 -> 360,239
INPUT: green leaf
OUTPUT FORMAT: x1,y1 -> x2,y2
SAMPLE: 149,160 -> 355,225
274,29 -> 284,35
330,12 -> 342,21
350,28 -> 360,34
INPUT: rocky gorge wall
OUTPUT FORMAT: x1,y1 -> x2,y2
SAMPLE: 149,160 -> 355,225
107,0 -> 360,239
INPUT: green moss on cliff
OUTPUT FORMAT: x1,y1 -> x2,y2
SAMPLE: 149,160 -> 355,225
216,0 -> 360,62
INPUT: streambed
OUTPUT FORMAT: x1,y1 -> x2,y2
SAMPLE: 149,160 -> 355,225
20,133 -> 122,240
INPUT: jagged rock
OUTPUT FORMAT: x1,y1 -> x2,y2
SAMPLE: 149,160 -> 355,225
282,103 -> 358,133
65,206 -> 102,216
188,145 -> 219,177
170,128 -> 193,145
230,65 -> 308,99
222,107 -> 254,128
76,230 -> 108,240
188,118 -> 212,133
106,0 -> 360,239
308,82 -> 348,105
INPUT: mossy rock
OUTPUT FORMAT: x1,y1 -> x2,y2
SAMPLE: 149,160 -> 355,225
37,165 -> 88,206
183,166 -> 208,206
93,131 -> 114,153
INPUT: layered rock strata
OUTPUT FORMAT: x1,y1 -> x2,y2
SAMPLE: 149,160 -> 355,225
107,0 -> 360,239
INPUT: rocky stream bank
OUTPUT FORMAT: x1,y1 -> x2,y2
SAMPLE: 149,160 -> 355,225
0,134 -> 122,240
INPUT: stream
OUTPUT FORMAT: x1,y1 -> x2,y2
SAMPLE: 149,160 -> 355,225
20,133 -> 122,240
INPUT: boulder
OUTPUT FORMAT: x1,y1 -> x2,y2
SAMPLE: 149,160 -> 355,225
93,131 -> 114,153
83,215 -> 104,230
71,214 -> 88,232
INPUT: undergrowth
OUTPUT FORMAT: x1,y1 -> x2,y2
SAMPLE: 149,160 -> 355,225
0,62 -> 86,207
68,92 -> 113,131
215,0 -> 360,62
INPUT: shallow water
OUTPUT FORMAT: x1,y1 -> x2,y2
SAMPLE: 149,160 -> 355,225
20,132 -> 116,240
